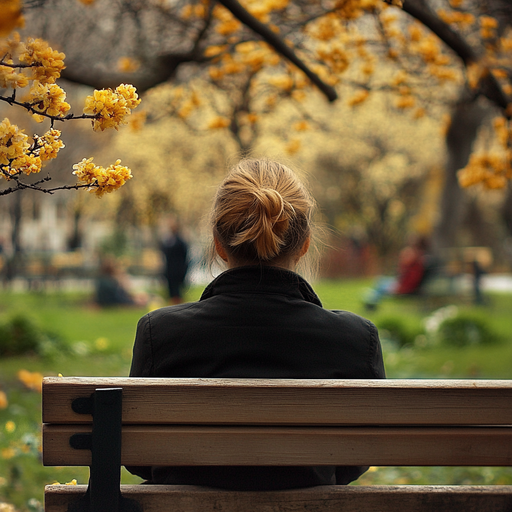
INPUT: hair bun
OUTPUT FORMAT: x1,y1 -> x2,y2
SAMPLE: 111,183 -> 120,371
212,159 -> 314,263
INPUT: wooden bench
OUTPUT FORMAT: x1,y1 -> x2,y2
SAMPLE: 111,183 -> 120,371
42,377 -> 512,512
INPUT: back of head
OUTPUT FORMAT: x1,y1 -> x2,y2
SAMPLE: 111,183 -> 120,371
212,159 -> 315,264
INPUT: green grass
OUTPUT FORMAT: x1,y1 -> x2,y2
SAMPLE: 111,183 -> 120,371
1,279 -> 512,510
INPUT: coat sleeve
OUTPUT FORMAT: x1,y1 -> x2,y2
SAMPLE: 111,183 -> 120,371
126,314 -> 155,481
129,314 -> 154,377
367,320 -> 386,379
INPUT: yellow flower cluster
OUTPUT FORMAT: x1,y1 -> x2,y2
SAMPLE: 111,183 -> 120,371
0,117 -> 37,177
117,57 -> 140,73
29,82 -> 71,120
480,16 -> 498,39
0,390 -> 7,409
317,45 -> 349,74
437,9 -> 475,28
0,117 -> 28,164
36,128 -> 65,162
458,153 -> 512,189
0,0 -> 24,37
208,116 -> 230,129
17,369 -> 44,393
19,37 -> 66,84
83,84 -> 141,131
0,120 -> 66,178
72,157 -> 133,197
348,89 -> 369,106
0,63 -> 28,89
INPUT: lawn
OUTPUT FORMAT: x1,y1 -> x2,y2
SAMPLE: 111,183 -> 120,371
1,279 -> 512,510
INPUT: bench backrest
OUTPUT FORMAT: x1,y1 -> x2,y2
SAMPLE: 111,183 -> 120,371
42,377 -> 512,468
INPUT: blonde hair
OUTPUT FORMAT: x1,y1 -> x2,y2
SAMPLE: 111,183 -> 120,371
211,158 -> 315,264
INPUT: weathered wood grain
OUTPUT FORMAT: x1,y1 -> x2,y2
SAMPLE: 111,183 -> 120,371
42,377 -> 512,425
42,424 -> 512,466
44,484 -> 512,512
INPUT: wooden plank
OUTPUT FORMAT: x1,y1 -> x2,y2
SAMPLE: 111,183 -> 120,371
44,484 -> 512,512
42,425 -> 512,467
42,378 -> 512,425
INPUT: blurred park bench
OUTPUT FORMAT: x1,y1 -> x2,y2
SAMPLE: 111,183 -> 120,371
0,249 -> 164,291
417,246 -> 493,305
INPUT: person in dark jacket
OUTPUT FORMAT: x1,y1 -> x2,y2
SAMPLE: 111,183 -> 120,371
160,217 -> 189,304
127,158 -> 385,490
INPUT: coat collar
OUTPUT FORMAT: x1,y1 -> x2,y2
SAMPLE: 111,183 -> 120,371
200,265 -> 323,307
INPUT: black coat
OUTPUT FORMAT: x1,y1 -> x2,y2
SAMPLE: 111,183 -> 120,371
127,265 -> 385,490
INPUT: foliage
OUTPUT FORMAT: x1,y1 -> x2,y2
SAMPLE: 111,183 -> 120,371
435,311 -> 501,347
0,313 -> 64,357
0,19 -> 140,195
0,282 -> 512,509
374,315 -> 423,348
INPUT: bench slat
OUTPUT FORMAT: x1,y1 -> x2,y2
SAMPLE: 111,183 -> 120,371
44,485 -> 512,512
42,425 -> 512,467
42,378 -> 512,425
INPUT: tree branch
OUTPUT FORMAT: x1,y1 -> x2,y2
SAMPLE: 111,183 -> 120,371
387,0 -> 510,114
216,0 -> 338,102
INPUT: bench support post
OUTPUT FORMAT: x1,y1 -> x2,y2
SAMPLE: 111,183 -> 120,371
69,388 -> 141,512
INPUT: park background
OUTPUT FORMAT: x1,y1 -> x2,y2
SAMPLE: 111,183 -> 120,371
2,0 -> 512,510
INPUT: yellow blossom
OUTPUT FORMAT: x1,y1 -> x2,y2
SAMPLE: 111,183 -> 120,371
28,82 -> 71,117
209,67 -> 225,81
293,121 -> 309,131
5,421 -> 16,433
117,57 -> 140,73
466,62 -> 488,89
216,19 -> 241,35
19,38 -> 65,84
0,118 -> 29,167
413,108 -> 426,119
0,65 -> 28,89
1,448 -> 16,460
95,338 -> 109,351
458,153 -> 511,189
205,45 -> 228,58
396,95 -> 415,109
208,116 -> 230,129
0,0 -> 24,37
115,84 -> 141,110
83,85 -> 140,132
408,25 -> 423,42
285,138 -> 301,155
348,90 -> 369,106
267,74 -> 294,91
0,391 -> 7,409
73,157 -> 132,197
128,110 -> 146,132
317,45 -> 349,74
37,128 -> 65,161
17,369 -> 44,392
11,153 -> 42,175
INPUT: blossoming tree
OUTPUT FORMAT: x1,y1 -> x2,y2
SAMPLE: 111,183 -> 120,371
17,0 -> 512,247
0,10 -> 141,196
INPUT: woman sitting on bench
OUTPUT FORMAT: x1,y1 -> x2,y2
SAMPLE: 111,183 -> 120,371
127,158 -> 386,490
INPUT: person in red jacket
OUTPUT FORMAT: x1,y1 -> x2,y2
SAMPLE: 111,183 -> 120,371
364,235 -> 431,310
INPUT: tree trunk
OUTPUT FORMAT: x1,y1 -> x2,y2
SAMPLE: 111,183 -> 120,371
433,97 -> 487,251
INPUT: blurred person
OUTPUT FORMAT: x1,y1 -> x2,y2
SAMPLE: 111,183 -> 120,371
364,235 -> 432,310
160,217 -> 189,304
127,158 -> 385,490
94,257 -> 147,307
